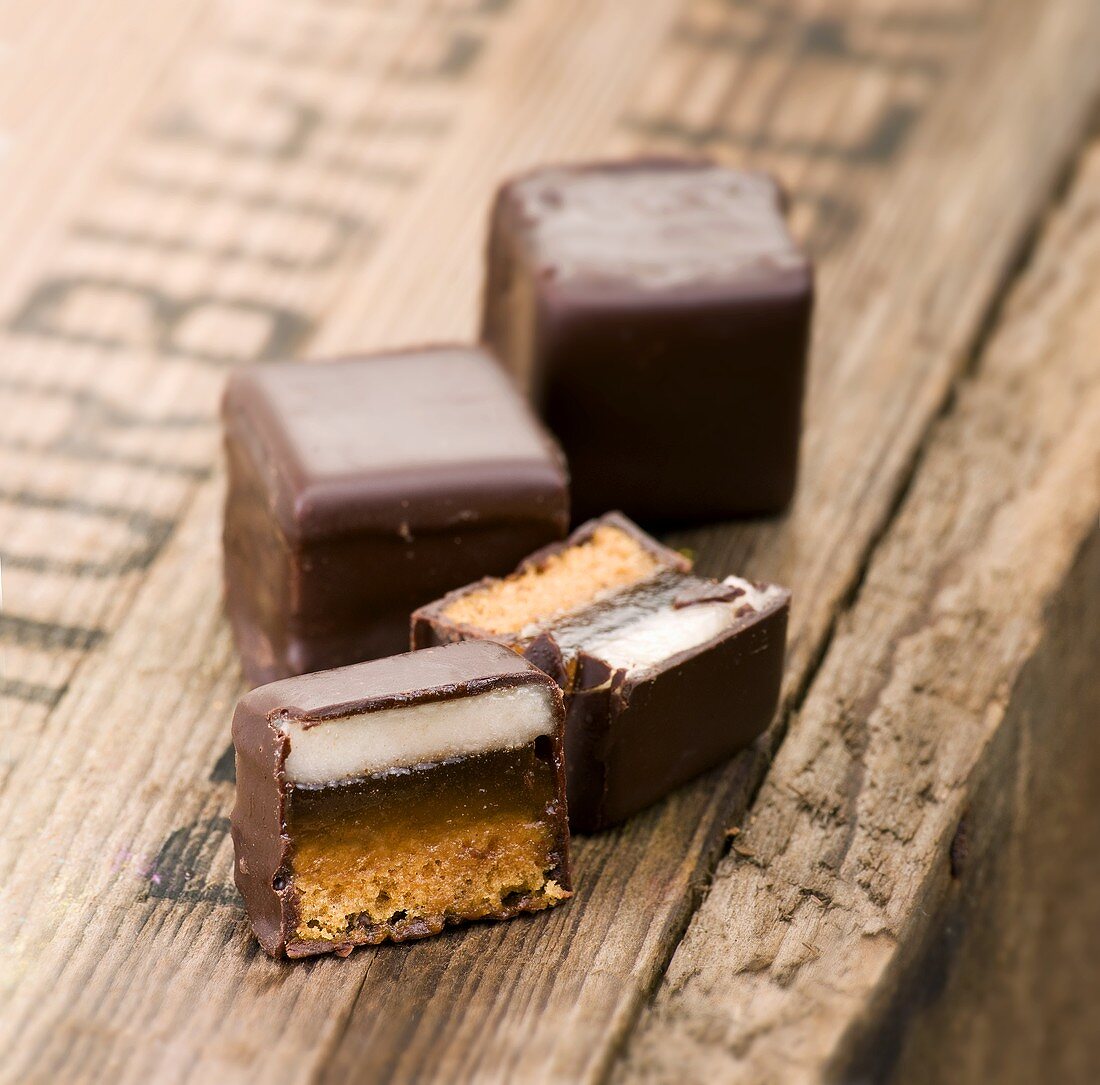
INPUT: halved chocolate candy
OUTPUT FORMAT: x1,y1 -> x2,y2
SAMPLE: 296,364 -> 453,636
231,641 -> 571,959
413,513 -> 790,831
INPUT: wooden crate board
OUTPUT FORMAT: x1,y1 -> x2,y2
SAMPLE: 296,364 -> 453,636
0,0 -> 1098,1081
616,141 -> 1100,1085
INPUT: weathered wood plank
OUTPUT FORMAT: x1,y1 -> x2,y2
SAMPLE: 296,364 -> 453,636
0,1 -> 687,1081
0,0 -> 547,753
1,0 -> 1099,1082
0,0 -> 212,728
615,142 -> 1100,1085
321,2 -> 1100,1078
840,533 -> 1100,1085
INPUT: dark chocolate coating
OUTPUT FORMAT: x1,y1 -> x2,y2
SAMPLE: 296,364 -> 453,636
230,640 -> 572,959
481,158 -> 813,524
566,604 -> 787,830
412,513 -> 790,831
222,345 -> 569,686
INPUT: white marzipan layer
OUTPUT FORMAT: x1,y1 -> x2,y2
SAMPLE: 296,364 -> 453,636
281,683 -> 555,787
584,576 -> 784,675
585,603 -> 737,674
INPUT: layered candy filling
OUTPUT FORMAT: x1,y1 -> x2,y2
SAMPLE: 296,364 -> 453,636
280,685 -> 566,945
440,522 -> 665,636
287,745 -> 565,943
439,522 -> 784,679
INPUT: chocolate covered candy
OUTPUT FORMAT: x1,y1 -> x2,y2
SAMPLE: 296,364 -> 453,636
231,640 -> 572,958
482,158 -> 813,523
413,513 -> 790,831
222,346 -> 569,686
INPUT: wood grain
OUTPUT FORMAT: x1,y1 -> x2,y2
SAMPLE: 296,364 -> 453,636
0,0 -> 528,748
323,2 -> 1100,1077
1,0 -> 1098,1081
616,142 -> 1100,1085
844,532 -> 1100,1085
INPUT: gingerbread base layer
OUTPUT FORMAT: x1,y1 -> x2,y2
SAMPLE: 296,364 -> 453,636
286,745 -> 566,955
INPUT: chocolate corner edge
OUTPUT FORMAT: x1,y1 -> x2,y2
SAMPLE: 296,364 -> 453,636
543,667 -> 574,894
599,598 -> 790,828
230,699 -> 294,959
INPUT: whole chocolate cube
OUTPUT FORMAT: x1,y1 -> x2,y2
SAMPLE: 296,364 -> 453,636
223,346 -> 569,686
482,158 -> 813,523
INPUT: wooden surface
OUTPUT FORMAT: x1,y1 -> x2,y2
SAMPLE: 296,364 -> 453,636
1,2 -> 1098,1082
619,141 -> 1100,1085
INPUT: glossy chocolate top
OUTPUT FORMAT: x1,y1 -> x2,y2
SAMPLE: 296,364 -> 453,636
503,158 -> 809,293
223,345 -> 568,542
236,640 -> 551,723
